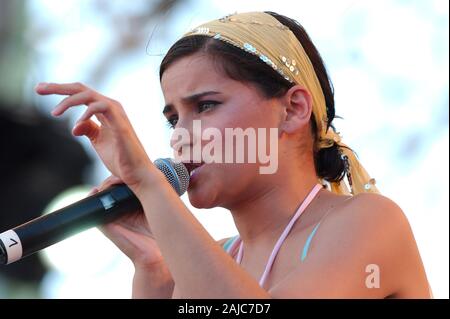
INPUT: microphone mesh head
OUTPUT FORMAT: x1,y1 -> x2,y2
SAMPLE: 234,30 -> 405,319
154,158 -> 190,196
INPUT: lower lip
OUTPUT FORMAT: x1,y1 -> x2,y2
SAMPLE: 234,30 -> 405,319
189,165 -> 204,185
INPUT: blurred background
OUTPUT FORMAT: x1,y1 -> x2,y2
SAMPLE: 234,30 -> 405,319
0,0 -> 448,298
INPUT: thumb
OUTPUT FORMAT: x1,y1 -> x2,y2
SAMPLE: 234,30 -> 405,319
87,187 -> 99,196
72,119 -> 100,141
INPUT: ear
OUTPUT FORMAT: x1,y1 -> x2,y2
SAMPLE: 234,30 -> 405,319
279,85 -> 313,134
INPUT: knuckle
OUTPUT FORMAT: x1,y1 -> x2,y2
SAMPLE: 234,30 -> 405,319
91,100 -> 106,109
84,90 -> 95,99
86,103 -> 100,114
108,98 -> 122,110
88,90 -> 101,101
74,82 -> 85,89
98,101 -> 109,109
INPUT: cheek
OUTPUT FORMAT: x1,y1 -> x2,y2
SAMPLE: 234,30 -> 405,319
200,107 -> 278,164
212,91 -> 262,124
184,92 -> 280,207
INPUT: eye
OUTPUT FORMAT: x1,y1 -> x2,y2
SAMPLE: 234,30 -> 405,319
165,101 -> 220,129
166,115 -> 178,129
198,101 -> 220,113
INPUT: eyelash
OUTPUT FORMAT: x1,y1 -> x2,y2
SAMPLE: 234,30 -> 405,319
165,101 -> 221,129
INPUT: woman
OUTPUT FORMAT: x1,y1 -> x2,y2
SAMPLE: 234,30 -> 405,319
35,11 -> 431,298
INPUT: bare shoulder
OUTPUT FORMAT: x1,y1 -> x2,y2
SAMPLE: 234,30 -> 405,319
269,192 -> 430,298
325,192 -> 429,297
320,192 -> 415,269
358,192 -> 409,215
313,192 -> 412,258
335,193 -> 409,231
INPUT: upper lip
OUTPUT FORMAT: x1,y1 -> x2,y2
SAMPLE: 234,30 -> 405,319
182,161 -> 205,174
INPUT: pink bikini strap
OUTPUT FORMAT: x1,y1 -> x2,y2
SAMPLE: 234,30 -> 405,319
235,184 -> 323,288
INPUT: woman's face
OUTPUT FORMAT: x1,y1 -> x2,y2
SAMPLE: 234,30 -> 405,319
161,52 -> 283,209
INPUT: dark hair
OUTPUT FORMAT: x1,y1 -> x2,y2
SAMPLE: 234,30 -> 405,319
160,11 -> 347,183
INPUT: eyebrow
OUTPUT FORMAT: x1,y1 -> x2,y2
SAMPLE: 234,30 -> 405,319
163,91 -> 221,114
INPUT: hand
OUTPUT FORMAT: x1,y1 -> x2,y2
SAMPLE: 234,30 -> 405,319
92,175 -> 174,298
35,82 -> 157,191
91,175 -> 165,268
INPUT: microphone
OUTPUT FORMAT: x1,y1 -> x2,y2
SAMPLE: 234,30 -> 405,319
0,158 -> 189,265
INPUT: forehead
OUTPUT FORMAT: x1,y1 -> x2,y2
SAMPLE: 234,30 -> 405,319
161,53 -> 230,99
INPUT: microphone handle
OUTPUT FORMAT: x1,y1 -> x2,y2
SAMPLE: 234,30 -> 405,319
0,184 -> 141,265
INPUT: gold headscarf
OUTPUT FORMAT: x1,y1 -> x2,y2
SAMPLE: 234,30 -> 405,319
183,12 -> 379,195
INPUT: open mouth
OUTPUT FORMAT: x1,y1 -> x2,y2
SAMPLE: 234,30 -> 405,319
183,161 -> 205,176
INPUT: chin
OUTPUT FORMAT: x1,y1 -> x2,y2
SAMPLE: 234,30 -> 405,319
186,177 -> 221,208
187,189 -> 218,209
185,163 -> 245,209
185,164 -> 223,208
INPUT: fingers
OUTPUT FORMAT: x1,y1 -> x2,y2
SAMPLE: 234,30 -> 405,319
97,223 -> 137,259
87,187 -> 99,196
72,119 -> 100,141
35,82 -> 110,119
76,101 -> 108,124
52,90 -> 99,116
98,223 -> 154,262
35,82 -> 86,96
87,175 -> 123,198
98,175 -> 124,191
36,81 -> 128,131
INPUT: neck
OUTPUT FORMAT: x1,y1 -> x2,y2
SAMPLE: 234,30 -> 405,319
228,158 -> 320,247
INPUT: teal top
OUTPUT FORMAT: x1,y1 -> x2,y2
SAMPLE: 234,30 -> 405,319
222,235 -> 237,252
222,221 -> 323,262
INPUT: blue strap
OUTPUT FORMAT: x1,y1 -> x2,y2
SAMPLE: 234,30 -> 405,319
223,223 -> 321,262
222,235 -> 239,253
300,197 -> 353,262
301,222 -> 321,262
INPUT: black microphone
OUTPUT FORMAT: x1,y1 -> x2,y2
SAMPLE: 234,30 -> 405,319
0,158 -> 189,265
